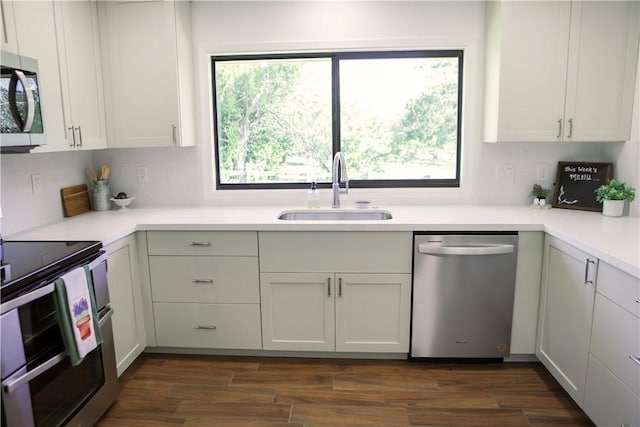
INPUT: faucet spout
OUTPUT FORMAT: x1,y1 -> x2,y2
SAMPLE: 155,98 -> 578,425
331,152 -> 349,208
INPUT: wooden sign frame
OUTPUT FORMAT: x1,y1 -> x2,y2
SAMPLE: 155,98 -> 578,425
552,162 -> 613,212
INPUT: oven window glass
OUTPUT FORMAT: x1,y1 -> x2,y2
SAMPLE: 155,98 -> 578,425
17,293 -> 105,426
30,349 -> 104,426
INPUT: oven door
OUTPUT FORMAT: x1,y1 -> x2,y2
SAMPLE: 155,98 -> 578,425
1,255 -> 117,427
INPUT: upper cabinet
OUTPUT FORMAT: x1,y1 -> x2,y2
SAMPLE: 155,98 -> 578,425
98,0 -> 195,148
18,0 -> 107,153
484,1 -> 640,143
0,0 -> 19,54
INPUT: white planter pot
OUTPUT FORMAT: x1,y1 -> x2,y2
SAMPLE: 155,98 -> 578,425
602,199 -> 625,217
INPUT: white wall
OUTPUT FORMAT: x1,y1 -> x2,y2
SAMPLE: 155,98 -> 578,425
1,1 -> 638,236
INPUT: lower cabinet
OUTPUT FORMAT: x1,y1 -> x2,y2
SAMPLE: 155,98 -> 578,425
104,235 -> 145,376
582,261 -> 640,427
536,235 -> 596,403
261,272 -> 411,353
146,231 -> 262,350
259,231 -> 413,354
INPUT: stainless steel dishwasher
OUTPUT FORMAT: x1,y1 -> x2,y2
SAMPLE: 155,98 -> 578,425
411,232 -> 518,359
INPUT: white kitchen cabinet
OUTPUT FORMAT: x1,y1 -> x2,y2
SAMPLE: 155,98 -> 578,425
259,232 -> 412,353
335,273 -> 411,353
484,1 -> 639,143
50,0 -> 107,151
98,0 -> 195,148
104,234 -> 145,377
536,234 -> 596,404
0,0 -> 19,55
261,272 -> 335,352
146,231 -> 262,350
583,262 -> 640,427
260,272 -> 411,353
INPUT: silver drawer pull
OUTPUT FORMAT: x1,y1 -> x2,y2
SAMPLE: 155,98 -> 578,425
190,242 -> 211,247
192,279 -> 213,284
196,324 -> 217,330
629,355 -> 640,366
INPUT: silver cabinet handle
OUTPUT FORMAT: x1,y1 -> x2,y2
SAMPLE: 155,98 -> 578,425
68,126 -> 76,147
338,277 -> 342,297
327,277 -> 331,297
629,355 -> 640,367
418,244 -> 514,256
172,124 -> 177,145
584,259 -> 596,285
192,279 -> 213,284
567,118 -> 573,138
196,324 -> 217,330
557,119 -> 562,138
1,0 -> 8,44
76,126 -> 83,147
2,352 -> 65,394
190,242 -> 211,247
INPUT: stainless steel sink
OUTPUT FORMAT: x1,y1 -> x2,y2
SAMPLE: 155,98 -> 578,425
278,209 -> 393,221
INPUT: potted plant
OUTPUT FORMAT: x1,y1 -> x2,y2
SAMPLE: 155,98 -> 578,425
596,179 -> 636,217
530,184 -> 551,207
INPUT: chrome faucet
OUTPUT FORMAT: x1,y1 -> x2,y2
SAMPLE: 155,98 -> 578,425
331,152 -> 349,208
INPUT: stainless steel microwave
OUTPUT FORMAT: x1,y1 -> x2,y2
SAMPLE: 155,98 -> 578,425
1,52 -> 46,153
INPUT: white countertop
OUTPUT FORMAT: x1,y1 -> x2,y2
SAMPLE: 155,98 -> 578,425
8,205 -> 640,278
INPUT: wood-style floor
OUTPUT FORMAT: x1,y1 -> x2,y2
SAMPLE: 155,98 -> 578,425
97,353 -> 594,427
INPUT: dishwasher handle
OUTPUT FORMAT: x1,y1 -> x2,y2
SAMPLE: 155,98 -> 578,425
417,243 -> 515,256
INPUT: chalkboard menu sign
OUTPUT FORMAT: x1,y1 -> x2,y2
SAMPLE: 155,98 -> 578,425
552,162 -> 613,211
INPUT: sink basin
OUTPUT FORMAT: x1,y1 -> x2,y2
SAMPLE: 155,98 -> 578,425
278,209 -> 393,221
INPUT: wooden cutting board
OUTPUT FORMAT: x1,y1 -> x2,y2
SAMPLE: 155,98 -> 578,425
61,184 -> 91,217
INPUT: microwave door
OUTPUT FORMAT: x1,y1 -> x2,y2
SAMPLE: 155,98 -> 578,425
8,70 -> 35,132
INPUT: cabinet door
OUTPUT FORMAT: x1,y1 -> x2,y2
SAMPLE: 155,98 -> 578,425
54,0 -> 107,150
564,1 -> 640,142
105,235 -> 145,377
0,0 -> 18,54
536,235 -> 596,404
484,1 -> 571,142
335,274 -> 411,353
260,272 -> 334,351
13,1 -> 71,153
100,0 -> 180,148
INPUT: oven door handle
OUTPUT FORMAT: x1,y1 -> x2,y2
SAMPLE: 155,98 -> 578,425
2,352 -> 66,394
2,306 -> 113,394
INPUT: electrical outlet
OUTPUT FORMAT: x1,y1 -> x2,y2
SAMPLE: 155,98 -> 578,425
496,164 -> 515,182
536,164 -> 550,181
136,165 -> 149,183
31,173 -> 41,195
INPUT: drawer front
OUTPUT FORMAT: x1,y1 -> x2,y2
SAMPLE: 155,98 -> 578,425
147,231 -> 258,256
596,261 -> 640,318
154,302 -> 262,349
583,355 -> 640,427
150,256 -> 259,303
590,293 -> 640,394
258,231 -> 412,273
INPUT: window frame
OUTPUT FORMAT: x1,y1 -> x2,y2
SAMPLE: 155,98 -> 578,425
211,49 -> 463,190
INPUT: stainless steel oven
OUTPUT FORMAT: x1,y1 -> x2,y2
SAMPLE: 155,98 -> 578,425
1,241 -> 118,427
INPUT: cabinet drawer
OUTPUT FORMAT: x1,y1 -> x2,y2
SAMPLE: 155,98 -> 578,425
147,231 -> 258,256
583,355 -> 639,427
590,293 -> 640,395
153,302 -> 262,349
596,261 -> 640,318
149,256 -> 259,303
259,231 -> 412,273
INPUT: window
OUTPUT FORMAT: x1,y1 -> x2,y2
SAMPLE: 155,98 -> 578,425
212,50 -> 462,189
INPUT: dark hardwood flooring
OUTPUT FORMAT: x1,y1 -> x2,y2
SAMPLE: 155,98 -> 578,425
97,353 -> 595,427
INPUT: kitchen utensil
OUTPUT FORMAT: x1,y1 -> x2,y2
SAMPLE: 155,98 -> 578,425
86,168 -> 98,181
102,165 -> 111,181
61,184 -> 91,217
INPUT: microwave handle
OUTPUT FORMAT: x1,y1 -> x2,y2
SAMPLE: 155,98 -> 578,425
8,70 -> 35,132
